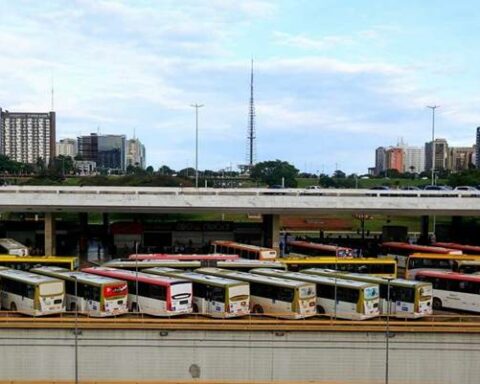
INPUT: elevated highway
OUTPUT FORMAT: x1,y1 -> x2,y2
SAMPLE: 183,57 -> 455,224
0,185 -> 479,215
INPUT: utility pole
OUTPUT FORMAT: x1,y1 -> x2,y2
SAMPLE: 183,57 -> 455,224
427,105 -> 439,186
190,104 -> 204,188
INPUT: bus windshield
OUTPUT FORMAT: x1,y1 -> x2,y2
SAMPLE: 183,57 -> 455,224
39,282 -> 64,296
364,286 -> 379,300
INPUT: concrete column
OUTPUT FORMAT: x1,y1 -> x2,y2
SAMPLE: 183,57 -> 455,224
418,216 -> 430,245
44,212 -> 56,256
262,214 -> 280,253
79,212 -> 89,257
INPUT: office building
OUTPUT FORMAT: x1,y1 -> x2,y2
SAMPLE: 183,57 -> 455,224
0,108 -> 55,164
403,146 -> 425,173
448,146 -> 474,172
476,127 -> 480,168
126,138 -> 146,169
385,147 -> 404,173
425,138 -> 449,172
77,133 -> 126,172
56,138 -> 77,158
374,147 -> 387,176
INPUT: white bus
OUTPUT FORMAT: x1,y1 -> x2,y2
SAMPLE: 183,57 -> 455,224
416,270 -> 480,312
0,268 -> 65,316
144,267 -> 250,318
83,267 -> 192,316
31,266 -> 128,317
0,238 -> 29,256
252,268 -> 379,320
211,241 -> 277,261
302,269 -> 432,319
196,267 -> 316,319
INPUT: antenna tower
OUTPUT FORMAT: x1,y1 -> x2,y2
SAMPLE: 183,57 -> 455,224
246,59 -> 256,166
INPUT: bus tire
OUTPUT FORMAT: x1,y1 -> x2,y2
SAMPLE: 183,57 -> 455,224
192,303 -> 199,314
10,302 -> 17,312
432,298 -> 442,310
252,305 -> 264,314
70,303 -> 77,312
316,305 -> 325,315
131,303 -> 138,313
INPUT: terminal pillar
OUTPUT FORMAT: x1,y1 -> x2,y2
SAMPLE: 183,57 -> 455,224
79,212 -> 89,257
44,212 -> 56,256
418,216 -> 430,245
262,214 -> 280,253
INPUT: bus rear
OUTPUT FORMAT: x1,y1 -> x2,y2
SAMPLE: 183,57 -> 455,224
361,285 -> 380,319
102,282 -> 128,316
168,281 -> 192,314
415,283 -> 433,317
296,284 -> 317,317
37,280 -> 65,315
226,284 -> 250,316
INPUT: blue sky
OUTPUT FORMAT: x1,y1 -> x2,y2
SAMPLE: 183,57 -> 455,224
1,0 -> 479,174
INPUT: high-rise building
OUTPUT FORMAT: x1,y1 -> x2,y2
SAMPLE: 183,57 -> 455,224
56,138 -> 77,158
126,138 -> 146,169
425,138 -> 449,172
476,127 -> 480,168
448,146 -> 474,172
0,108 -> 56,164
403,147 -> 425,173
385,147 -> 404,173
374,147 -> 387,176
77,133 -> 126,172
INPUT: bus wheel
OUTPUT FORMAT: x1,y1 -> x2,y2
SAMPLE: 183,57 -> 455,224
316,305 -> 325,315
192,303 -> 199,314
252,305 -> 264,314
432,298 -> 442,310
10,302 -> 17,312
131,303 -> 138,313
70,303 -> 77,312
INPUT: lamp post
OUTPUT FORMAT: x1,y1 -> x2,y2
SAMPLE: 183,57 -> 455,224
190,104 -> 204,188
73,275 -> 79,384
427,105 -> 439,186
385,277 -> 393,384
135,241 -> 139,312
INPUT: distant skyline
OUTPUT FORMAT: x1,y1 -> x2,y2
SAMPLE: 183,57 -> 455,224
1,1 -> 479,174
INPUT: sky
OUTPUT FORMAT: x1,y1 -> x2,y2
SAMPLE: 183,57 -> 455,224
1,0 -> 480,175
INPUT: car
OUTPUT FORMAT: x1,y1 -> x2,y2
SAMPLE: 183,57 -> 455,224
369,186 -> 390,190
306,185 -> 322,190
401,186 -> 421,191
454,186 -> 478,191
423,185 -> 451,191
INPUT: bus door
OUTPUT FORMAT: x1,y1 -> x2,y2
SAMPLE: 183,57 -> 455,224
206,286 -> 225,314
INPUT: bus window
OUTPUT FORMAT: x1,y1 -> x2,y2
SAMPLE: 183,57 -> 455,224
277,287 -> 294,302
210,286 -> 225,302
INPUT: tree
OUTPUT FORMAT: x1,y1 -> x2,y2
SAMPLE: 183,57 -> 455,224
250,160 -> 299,187
333,170 -> 346,178
158,165 -> 175,175
146,165 -> 154,175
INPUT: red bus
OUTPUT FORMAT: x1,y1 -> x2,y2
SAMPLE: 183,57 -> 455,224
82,267 -> 192,316
380,242 -> 462,269
128,253 -> 240,261
433,242 -> 480,254
286,240 -> 353,258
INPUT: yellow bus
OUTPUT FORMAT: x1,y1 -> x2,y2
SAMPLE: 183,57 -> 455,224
405,253 -> 480,279
0,255 -> 79,271
280,255 -> 397,278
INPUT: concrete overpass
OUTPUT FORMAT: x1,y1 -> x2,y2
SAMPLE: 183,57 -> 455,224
1,186 -> 479,255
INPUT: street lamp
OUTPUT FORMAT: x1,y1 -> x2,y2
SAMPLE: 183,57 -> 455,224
427,105 -> 439,186
190,104 -> 204,188
135,241 -> 139,312
73,275 -> 79,384
385,277 -> 393,384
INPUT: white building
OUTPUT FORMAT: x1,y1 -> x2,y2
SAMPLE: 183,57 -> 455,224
126,138 -> 146,169
56,138 -> 77,158
403,146 -> 425,173
0,108 -> 55,164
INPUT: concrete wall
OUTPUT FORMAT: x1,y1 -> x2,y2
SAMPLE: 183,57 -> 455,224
0,329 -> 477,383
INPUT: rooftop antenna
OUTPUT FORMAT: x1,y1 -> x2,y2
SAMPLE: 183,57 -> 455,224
246,58 -> 256,167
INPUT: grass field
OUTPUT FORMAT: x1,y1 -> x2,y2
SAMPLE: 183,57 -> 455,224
297,177 -> 448,189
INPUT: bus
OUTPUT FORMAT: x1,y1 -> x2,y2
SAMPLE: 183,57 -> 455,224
196,267 -> 316,319
252,268 -> 379,320
380,242 -> 462,269
433,242 -> 480,254
0,255 -> 79,271
405,253 -> 480,279
0,238 -> 29,256
416,270 -> 480,312
211,241 -> 277,261
31,266 -> 128,317
82,267 -> 192,316
102,258 -> 286,272
0,268 -> 65,316
279,255 -> 397,278
128,253 -> 240,261
144,267 -> 249,318
452,260 -> 480,274
286,240 -> 353,257
302,269 -> 432,319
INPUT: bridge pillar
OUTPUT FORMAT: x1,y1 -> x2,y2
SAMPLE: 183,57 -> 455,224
262,214 -> 280,253
418,215 -> 430,245
79,212 -> 89,257
44,212 -> 56,256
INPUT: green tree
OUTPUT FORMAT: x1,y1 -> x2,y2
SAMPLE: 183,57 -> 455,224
158,165 -> 175,175
250,160 -> 299,187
